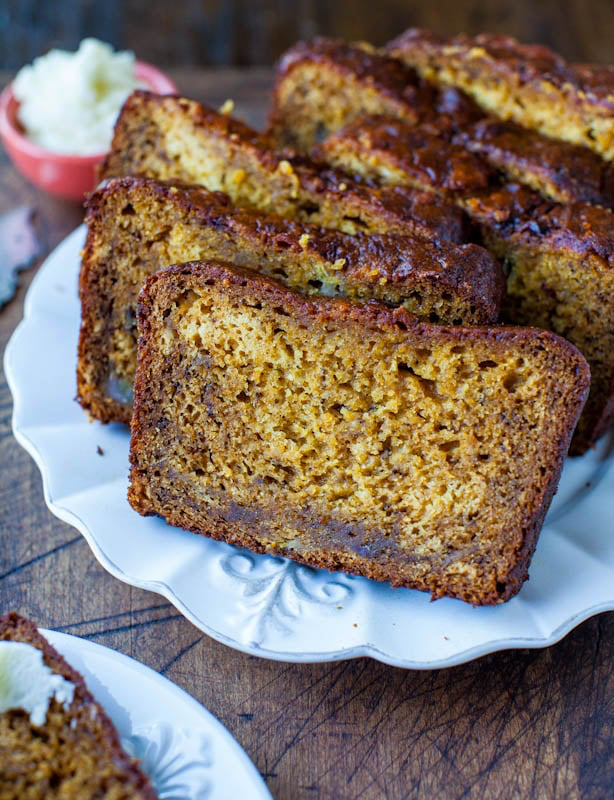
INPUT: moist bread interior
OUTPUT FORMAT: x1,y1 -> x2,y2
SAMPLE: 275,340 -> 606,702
128,263 -> 589,604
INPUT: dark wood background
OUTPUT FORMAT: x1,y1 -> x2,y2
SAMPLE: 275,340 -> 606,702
2,0 -> 614,69
1,3 -> 614,797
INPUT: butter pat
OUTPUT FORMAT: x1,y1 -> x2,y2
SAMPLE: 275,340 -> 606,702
13,38 -> 140,155
0,641 -> 75,726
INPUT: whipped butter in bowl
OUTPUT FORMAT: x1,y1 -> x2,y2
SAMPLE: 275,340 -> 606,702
0,38 -> 177,200
14,38 -> 141,156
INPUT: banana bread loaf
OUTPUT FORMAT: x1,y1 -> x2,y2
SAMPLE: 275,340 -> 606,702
316,116 -> 614,453
78,177 -> 504,424
128,261 -> 589,605
0,613 -> 157,799
272,39 -> 614,207
386,28 -> 614,162
100,90 -> 466,244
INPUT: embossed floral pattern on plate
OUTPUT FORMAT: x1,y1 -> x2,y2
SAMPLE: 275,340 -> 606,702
124,724 -> 213,799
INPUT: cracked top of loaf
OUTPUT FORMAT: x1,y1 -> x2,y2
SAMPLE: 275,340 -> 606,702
317,114 -> 494,195
454,117 -> 614,206
463,183 -> 614,265
387,28 -> 614,110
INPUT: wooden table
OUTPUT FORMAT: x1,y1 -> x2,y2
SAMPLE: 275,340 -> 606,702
1,68 -> 612,800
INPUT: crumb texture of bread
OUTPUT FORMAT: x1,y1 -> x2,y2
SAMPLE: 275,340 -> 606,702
0,613 -> 157,800
77,177 -> 503,424
386,28 -> 614,162
100,90 -> 466,245
128,262 -> 589,605
316,114 -> 614,453
268,38 -> 434,150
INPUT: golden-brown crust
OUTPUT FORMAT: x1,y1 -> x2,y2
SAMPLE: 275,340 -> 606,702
100,90 -> 467,245
387,28 -> 614,160
454,117 -> 614,206
0,613 -> 157,799
464,184 -> 614,266
389,29 -> 614,109
129,261 -> 589,605
317,114 -> 494,196
281,156 -> 469,242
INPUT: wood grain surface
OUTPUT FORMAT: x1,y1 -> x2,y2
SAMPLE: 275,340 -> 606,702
0,65 -> 613,800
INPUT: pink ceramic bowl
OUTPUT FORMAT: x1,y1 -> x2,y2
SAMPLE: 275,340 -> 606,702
0,61 -> 177,202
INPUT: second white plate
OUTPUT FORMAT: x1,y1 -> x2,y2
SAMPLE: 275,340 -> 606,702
6,226 -> 614,668
44,630 -> 271,799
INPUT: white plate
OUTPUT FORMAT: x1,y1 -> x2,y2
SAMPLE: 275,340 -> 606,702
43,629 -> 271,800
5,226 -> 614,669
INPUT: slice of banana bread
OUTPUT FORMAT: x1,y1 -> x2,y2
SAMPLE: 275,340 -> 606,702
317,116 -> 614,453
464,186 -> 614,453
78,177 -> 504,424
387,28 -> 614,162
0,613 -> 157,800
268,37 -> 428,149
317,115 -> 495,198
272,40 -> 614,208
99,90 -> 466,244
320,112 -> 614,209
453,117 -> 614,207
267,37 -> 482,150
128,261 -> 589,605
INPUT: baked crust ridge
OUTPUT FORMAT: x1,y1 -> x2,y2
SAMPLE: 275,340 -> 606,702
387,28 -> 614,161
